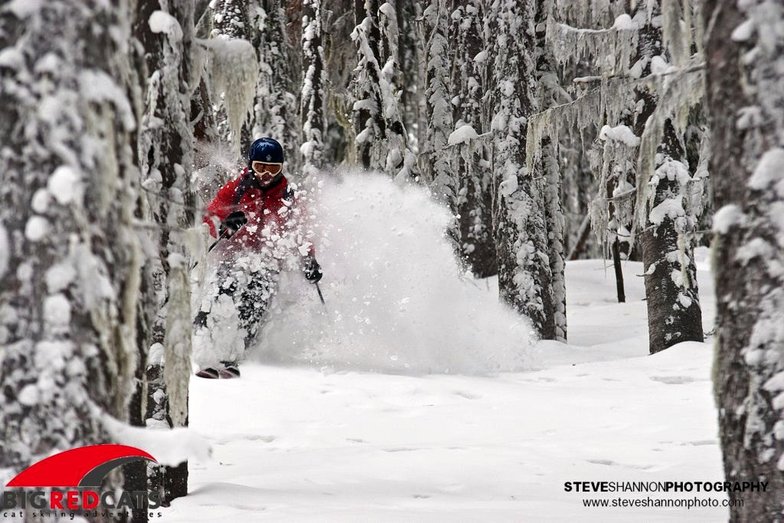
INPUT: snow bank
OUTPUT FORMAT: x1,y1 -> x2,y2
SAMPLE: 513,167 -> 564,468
255,172 -> 535,375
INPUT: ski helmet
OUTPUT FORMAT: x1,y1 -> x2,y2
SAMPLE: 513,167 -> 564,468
248,137 -> 284,165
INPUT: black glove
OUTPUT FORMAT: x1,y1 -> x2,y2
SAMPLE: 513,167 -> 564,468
303,256 -> 323,283
220,211 -> 247,238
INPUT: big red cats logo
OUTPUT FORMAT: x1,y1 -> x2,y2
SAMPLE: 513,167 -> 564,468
2,444 -> 162,516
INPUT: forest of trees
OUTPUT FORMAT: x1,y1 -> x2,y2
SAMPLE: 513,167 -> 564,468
1,0 -> 782,521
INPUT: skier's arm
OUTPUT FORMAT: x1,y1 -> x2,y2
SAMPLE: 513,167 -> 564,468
286,188 -> 322,282
303,255 -> 322,283
203,178 -> 241,238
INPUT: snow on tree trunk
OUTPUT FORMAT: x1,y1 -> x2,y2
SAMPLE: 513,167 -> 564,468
134,0 -> 195,504
0,0 -> 140,469
597,122 -> 638,302
450,0 -> 497,279
490,0 -> 557,340
640,119 -> 703,353
301,0 -> 327,178
533,0 -> 567,341
254,0 -> 299,175
705,0 -> 784,518
538,137 -> 567,341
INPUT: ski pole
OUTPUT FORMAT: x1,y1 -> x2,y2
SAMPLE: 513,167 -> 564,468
191,233 -> 224,271
190,225 -> 236,270
206,233 -> 225,254
315,282 -> 326,305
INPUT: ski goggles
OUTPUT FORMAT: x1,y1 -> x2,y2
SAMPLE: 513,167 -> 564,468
251,161 -> 283,175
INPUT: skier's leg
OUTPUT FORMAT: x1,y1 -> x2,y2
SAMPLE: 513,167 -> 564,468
204,270 -> 275,379
236,269 -> 279,353
192,262 -> 245,375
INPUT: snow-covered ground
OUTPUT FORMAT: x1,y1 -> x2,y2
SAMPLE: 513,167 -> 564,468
165,243 -> 724,521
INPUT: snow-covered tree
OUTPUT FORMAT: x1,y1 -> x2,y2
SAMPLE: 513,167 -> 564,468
420,0 -> 453,195
489,0 -> 559,339
350,0 -> 414,178
0,0 -> 141,469
301,0 -> 327,178
448,0 -> 497,278
207,0 -> 259,158
633,2 -> 704,354
351,0 -> 384,170
254,0 -> 299,174
134,0 -> 195,505
397,0 -> 421,153
532,0 -> 568,339
706,0 -> 784,517
529,0 -> 707,350
378,0 -> 416,179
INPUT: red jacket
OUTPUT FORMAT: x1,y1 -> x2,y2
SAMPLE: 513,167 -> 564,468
204,169 -> 311,255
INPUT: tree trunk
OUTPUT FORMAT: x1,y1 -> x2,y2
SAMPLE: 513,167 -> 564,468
301,0 -> 326,177
541,137 -> 567,340
632,3 -> 703,354
350,0 -> 412,178
397,0 -> 420,150
611,238 -> 626,303
640,119 -> 703,353
212,0 -> 254,153
451,0 -> 497,279
705,0 -> 784,519
491,0 -> 557,340
134,0 -> 195,505
0,0 -> 140,472
352,0 -> 384,170
421,0 -> 452,195
255,1 -> 299,175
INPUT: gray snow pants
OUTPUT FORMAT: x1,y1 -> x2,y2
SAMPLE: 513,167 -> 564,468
192,262 -> 279,369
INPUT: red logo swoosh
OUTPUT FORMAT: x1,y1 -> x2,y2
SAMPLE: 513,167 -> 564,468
6,444 -> 157,487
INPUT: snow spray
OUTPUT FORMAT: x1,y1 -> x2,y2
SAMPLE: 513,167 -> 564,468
255,171 -> 536,375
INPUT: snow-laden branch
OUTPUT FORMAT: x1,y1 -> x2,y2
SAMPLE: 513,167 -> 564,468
99,408 -> 212,467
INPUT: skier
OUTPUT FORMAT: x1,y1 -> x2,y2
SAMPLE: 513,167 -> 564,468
193,137 -> 322,378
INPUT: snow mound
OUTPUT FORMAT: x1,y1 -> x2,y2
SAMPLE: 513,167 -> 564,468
149,10 -> 183,42
448,124 -> 479,145
255,172 -> 535,375
598,124 -> 639,147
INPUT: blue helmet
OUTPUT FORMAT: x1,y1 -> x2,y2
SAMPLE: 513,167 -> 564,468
248,137 -> 284,165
